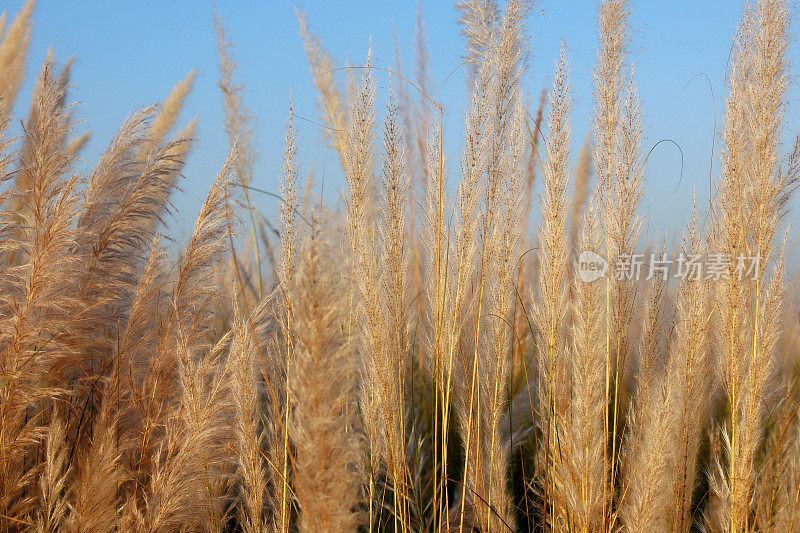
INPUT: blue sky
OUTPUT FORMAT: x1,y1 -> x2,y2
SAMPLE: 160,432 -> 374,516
6,0 -> 800,256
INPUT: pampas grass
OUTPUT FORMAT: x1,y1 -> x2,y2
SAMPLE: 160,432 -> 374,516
297,9 -> 348,170
0,0 -> 34,123
710,1 -> 798,530
3,1 -> 800,532
535,45 -> 572,530
290,208 -> 361,533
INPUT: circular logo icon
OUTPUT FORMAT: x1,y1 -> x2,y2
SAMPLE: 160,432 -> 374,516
577,250 -> 608,283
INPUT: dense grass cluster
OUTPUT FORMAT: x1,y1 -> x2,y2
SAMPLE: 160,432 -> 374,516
1,0 -> 800,531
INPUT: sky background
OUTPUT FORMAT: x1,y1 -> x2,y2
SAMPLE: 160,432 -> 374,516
5,0 -> 800,263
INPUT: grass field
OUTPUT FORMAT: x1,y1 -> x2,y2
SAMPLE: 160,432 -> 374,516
1,0 -> 799,531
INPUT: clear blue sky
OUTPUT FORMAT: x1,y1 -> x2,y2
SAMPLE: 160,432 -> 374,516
6,0 -> 800,256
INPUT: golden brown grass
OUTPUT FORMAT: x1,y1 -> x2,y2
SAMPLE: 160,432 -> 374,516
2,1 -> 800,532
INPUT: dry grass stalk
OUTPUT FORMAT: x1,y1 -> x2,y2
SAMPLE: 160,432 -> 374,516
0,0 -> 34,123
65,404 -> 122,533
274,98 -> 299,533
472,3 -> 527,530
592,0 -> 644,524
622,206 -> 714,532
710,1 -> 797,530
450,35 -> 493,524
393,4 -> 432,336
297,9 -> 348,170
0,62 -> 79,523
290,208 -> 361,533
65,132 -> 90,159
372,89 -> 413,530
143,153 -> 234,531
456,0 -> 500,67
559,198 -> 608,532
215,11 -> 262,299
229,301 -> 270,533
339,50 -> 380,523
534,45 -> 572,529
34,414 -> 71,532
149,69 -> 196,149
